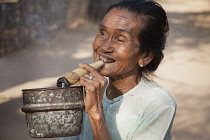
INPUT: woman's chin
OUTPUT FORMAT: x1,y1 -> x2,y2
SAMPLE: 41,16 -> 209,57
98,62 -> 119,77
99,70 -> 110,77
99,68 -> 114,77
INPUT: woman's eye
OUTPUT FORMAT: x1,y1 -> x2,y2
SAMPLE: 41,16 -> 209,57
118,36 -> 125,42
100,30 -> 106,36
101,32 -> 105,36
118,39 -> 125,42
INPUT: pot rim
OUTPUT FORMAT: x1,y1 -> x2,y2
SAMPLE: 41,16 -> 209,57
22,86 -> 83,91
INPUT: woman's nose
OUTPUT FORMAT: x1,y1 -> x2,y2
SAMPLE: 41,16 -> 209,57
99,38 -> 114,53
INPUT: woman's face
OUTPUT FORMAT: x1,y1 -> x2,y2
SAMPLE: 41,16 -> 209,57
93,8 -> 143,78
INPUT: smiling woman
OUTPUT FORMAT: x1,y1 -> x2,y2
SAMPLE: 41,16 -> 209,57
93,8 -> 142,79
61,0 -> 176,140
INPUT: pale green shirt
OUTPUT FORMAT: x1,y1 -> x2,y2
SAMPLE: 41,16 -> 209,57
61,76 -> 176,140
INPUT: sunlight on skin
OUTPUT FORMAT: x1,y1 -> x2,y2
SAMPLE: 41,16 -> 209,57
0,77 -> 58,104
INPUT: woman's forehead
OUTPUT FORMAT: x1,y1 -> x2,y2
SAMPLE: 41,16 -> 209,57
103,9 -> 136,24
101,8 -> 143,35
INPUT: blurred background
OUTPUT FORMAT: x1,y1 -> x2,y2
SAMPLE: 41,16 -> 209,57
0,0 -> 209,140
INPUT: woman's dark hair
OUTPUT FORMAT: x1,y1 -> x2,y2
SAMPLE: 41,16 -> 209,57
107,0 -> 169,74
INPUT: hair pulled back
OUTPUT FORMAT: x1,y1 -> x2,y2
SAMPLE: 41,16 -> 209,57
107,0 -> 169,74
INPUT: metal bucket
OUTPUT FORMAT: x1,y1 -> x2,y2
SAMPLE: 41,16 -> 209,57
21,86 -> 85,138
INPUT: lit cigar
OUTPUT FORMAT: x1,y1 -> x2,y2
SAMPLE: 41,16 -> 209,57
57,61 -> 104,87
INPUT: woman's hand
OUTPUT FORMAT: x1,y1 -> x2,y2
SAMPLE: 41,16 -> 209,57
77,63 -> 112,140
77,63 -> 107,117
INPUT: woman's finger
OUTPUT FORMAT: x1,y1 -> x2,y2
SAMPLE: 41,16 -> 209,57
80,77 -> 102,94
80,75 -> 99,86
83,74 -> 108,87
78,63 -> 104,78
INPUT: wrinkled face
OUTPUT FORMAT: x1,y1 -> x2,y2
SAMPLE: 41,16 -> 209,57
93,8 -> 143,77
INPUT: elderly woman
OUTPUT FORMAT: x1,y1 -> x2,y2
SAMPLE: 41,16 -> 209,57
62,0 -> 176,140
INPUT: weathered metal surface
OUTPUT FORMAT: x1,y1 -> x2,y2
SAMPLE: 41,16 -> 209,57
21,86 -> 85,138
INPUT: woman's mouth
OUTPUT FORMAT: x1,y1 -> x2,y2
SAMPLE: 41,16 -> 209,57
99,55 -> 115,63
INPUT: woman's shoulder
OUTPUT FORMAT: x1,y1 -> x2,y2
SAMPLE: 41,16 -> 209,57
132,76 -> 177,117
139,76 -> 177,108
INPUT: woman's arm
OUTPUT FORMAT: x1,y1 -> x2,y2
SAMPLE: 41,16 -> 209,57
78,63 -> 112,140
88,110 -> 112,140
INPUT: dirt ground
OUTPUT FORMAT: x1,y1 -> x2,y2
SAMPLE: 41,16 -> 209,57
0,0 -> 210,140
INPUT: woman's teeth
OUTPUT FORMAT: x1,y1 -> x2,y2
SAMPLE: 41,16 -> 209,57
100,56 -> 115,63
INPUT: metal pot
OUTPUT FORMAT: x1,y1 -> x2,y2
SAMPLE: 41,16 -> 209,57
21,86 -> 85,138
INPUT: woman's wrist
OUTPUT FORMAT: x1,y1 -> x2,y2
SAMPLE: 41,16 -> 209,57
87,107 -> 112,140
87,107 -> 104,121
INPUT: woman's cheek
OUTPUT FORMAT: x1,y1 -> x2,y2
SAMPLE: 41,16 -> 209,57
93,38 -> 102,50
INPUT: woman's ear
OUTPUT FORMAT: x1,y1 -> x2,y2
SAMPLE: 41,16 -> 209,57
138,52 -> 154,67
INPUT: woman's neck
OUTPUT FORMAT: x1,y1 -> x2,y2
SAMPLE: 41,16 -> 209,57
107,74 -> 141,100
